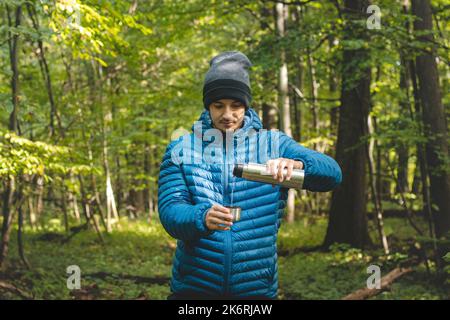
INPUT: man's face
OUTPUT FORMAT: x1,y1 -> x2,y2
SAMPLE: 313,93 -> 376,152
209,99 -> 246,133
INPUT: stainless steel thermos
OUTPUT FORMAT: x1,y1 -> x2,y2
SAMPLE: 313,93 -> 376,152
233,163 -> 305,190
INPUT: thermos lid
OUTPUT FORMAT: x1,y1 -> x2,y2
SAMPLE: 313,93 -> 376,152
233,164 -> 244,178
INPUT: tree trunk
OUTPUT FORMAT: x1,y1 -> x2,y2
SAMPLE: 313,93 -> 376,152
61,178 -> 69,233
305,14 -> 321,217
306,41 -> 319,147
260,5 -> 278,131
275,2 -> 296,223
411,162 -> 421,195
69,173 -> 80,222
115,155 -> 123,215
35,176 -> 44,222
0,178 -> 16,269
328,36 -> 339,137
87,137 -> 107,231
397,1 -> 414,197
366,115 -> 389,254
28,196 -> 36,229
412,0 -> 450,240
410,57 -> 435,240
292,6 -> 304,142
17,187 -> 30,269
324,0 -> 372,249
26,3 -> 62,138
144,143 -> 154,222
103,124 -> 119,231
7,4 -> 22,133
1,4 -> 22,269
78,175 -> 104,243
262,103 -> 278,130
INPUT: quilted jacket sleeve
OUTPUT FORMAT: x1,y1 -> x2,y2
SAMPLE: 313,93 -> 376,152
158,139 -> 212,242
280,133 -> 342,192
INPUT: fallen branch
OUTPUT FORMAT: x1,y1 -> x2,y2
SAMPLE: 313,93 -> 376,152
0,280 -> 33,300
342,267 -> 413,300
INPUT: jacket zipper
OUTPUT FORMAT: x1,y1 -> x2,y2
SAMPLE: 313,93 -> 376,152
223,141 -> 232,296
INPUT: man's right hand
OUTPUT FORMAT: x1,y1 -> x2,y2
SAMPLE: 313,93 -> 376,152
205,205 -> 234,231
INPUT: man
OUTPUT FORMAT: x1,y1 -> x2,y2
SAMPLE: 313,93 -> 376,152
158,51 -> 342,299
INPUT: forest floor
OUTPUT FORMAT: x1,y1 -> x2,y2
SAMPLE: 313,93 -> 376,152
0,214 -> 448,300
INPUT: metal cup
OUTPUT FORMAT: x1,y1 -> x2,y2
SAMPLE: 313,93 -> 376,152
226,206 -> 241,222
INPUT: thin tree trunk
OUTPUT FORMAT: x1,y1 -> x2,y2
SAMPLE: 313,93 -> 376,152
83,60 -> 108,231
17,188 -> 30,269
35,176 -> 44,222
306,44 -> 321,217
366,115 -> 389,254
144,143 -> 153,222
78,175 -> 104,243
328,36 -> 339,137
98,64 -> 119,232
306,43 -> 319,147
260,5 -> 278,130
411,162 -> 421,195
103,129 -> 119,231
69,173 -> 80,222
28,196 -> 36,229
276,1 -> 291,138
385,156 -> 424,236
292,6 -> 304,146
292,87 -> 301,142
396,146 -> 409,195
86,135 -> 107,231
61,178 -> 69,233
275,2 -> 296,223
111,90 -> 123,215
26,3 -> 63,138
115,155 -> 123,215
7,4 -> 22,133
397,1 -> 414,198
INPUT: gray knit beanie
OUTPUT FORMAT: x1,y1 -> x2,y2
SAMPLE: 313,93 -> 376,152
203,51 -> 252,109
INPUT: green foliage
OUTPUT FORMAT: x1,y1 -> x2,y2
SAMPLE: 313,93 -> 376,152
2,217 -> 446,300
0,130 -> 92,178
444,252 -> 450,262
48,0 -> 151,65
277,216 -> 326,251
444,252 -> 450,285
4,218 -> 174,299
278,217 -> 447,300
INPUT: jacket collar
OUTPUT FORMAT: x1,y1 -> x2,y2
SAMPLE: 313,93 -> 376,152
191,107 -> 263,140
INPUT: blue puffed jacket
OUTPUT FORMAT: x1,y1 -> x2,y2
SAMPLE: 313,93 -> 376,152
158,108 -> 342,299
